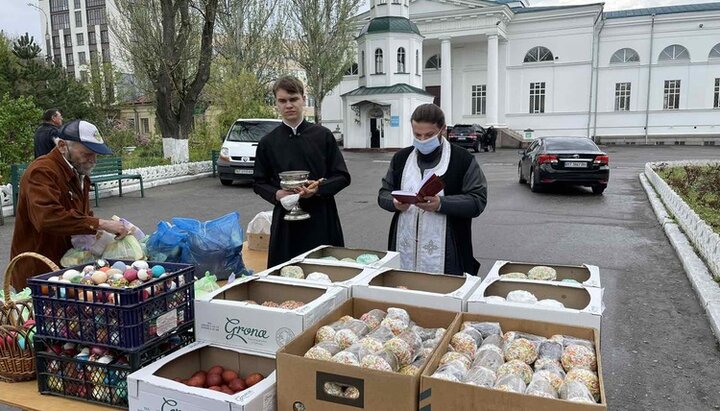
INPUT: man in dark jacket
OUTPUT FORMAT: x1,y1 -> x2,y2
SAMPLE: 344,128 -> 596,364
34,108 -> 63,158
486,126 -> 497,152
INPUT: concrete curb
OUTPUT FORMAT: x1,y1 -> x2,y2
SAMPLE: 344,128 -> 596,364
639,173 -> 720,342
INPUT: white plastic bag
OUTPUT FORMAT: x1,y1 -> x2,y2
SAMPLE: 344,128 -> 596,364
247,211 -> 274,234
280,194 -> 300,211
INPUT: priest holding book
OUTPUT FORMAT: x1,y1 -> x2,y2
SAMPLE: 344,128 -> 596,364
377,104 -> 487,275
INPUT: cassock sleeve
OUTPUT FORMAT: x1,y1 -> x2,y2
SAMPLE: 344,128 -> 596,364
25,167 -> 99,235
437,160 -> 487,218
316,131 -> 351,197
253,138 -> 280,205
377,155 -> 398,213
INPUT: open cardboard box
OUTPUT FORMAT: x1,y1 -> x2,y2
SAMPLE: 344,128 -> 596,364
420,312 -> 606,410
351,268 -> 482,311
277,298 -> 461,411
293,245 -> 401,269
467,279 -> 603,331
195,276 -> 347,354
127,341 -> 277,411
256,260 -> 376,297
488,260 -> 601,287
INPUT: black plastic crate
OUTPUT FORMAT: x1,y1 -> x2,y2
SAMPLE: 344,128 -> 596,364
35,323 -> 194,408
29,260 -> 195,350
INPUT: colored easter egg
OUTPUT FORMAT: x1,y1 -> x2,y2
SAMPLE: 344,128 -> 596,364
91,271 -> 108,285
83,265 -> 95,274
151,265 -> 166,278
136,269 -> 150,282
62,269 -> 82,281
124,269 -> 138,282
111,261 -> 127,271
132,260 -> 149,271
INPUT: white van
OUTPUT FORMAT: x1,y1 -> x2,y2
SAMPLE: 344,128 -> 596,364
217,118 -> 282,185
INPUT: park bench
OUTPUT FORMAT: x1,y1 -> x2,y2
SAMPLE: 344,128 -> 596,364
11,156 -> 144,214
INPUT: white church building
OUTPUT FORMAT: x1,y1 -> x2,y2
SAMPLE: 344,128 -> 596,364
322,0 -> 720,148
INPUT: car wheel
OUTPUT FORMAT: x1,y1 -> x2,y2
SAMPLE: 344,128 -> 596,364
530,169 -> 541,192
592,184 -> 606,195
518,164 -> 526,184
473,141 -> 479,153
220,179 -> 233,186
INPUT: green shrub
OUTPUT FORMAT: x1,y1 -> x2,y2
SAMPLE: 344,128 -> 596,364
0,94 -> 42,184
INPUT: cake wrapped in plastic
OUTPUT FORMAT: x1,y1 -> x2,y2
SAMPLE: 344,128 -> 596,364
527,266 -> 557,281
494,374 -> 527,393
360,309 -> 387,330
450,331 -> 479,359
565,368 -> 600,401
439,351 -> 472,370
503,338 -> 539,365
306,272 -> 332,283
461,321 -> 503,338
561,344 -> 597,372
315,325 -> 337,344
305,342 -> 342,360
500,272 -> 528,280
463,366 -> 496,388
331,350 -> 361,366
559,380 -> 596,403
525,374 -> 558,399
506,290 -> 538,304
430,362 -> 467,383
551,335 -> 595,350
481,334 -> 503,349
360,349 -> 400,372
496,359 -> 533,385
472,344 -> 505,372
538,339 -> 564,361
356,253 -> 380,265
280,265 -> 305,279
399,357 -> 426,376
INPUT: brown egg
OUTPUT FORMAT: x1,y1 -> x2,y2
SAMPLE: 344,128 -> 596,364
192,371 -> 207,387
229,378 -> 247,393
244,372 -> 264,387
222,369 -> 239,384
206,373 -> 223,387
208,385 -> 223,392
186,376 -> 203,387
207,365 -> 224,375
221,385 -> 233,395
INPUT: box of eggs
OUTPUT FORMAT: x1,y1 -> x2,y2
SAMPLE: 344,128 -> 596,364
127,341 -> 277,411
292,245 -> 401,269
28,259 -> 196,349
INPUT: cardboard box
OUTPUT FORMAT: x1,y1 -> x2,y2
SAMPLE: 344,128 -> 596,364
277,298 -> 461,411
466,279 -> 603,330
488,260 -> 601,287
293,245 -> 401,269
351,268 -> 482,312
247,232 -> 269,251
256,260 -> 376,298
420,312 -> 606,410
127,341 -> 277,411
195,276 -> 347,354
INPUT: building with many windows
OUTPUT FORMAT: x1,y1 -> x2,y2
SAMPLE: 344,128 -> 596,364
323,0 -> 720,148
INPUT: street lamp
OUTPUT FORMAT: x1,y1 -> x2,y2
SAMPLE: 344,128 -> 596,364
27,1 -> 52,62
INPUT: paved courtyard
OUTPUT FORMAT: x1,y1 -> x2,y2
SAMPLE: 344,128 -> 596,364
1,145 -> 719,409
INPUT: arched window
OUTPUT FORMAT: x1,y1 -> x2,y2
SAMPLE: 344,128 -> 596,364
415,50 -> 419,74
375,48 -> 384,74
659,45 -> 690,62
361,51 -> 365,75
524,46 -> 554,63
425,54 -> 441,69
344,62 -> 358,76
709,43 -> 720,59
397,47 -> 406,72
610,48 -> 640,64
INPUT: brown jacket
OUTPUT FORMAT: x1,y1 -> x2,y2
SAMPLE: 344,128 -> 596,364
10,148 -> 100,290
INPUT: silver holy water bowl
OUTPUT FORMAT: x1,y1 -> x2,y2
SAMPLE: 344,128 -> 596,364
279,170 -> 311,221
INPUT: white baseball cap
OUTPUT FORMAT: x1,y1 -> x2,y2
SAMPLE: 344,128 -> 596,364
59,120 -> 112,155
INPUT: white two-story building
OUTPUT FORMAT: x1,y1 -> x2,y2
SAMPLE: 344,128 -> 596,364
322,0 -> 720,148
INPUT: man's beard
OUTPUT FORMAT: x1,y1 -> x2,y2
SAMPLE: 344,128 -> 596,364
64,151 -> 95,176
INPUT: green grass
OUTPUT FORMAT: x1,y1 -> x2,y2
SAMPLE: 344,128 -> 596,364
657,164 -> 720,234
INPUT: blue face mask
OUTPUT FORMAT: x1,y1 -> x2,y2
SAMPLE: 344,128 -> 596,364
413,135 -> 441,155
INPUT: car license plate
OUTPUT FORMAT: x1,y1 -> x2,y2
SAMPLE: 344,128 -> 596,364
458,137 -> 467,141
565,161 -> 587,168
234,169 -> 253,175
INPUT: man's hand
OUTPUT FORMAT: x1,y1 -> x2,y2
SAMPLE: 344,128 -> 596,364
275,189 -> 295,201
393,198 -> 411,212
99,219 -> 130,240
415,196 -> 441,213
296,180 -> 319,199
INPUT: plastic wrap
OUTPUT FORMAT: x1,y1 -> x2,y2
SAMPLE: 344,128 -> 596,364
538,339 -> 564,361
565,368 -> 600,401
494,374 -> 527,393
525,374 -> 559,398
551,335 -> 595,350
503,338 -> 539,364
194,272 -> 221,299
399,356 -> 426,376
481,334 -> 503,349
384,329 -> 422,365
559,380 -> 596,403
430,362 -> 467,383
331,350 -> 361,366
316,325 -> 338,344
439,351 -> 472,370
280,265 -> 305,279
60,248 -> 96,268
506,290 -> 538,304
360,349 -> 399,372
356,253 -> 380,265
367,325 -> 395,342
360,309 -> 387,330
561,344 -> 597,372
461,321 -> 503,338
357,336 -> 384,352
305,342 -> 342,360
102,235 -> 144,260
534,369 -> 565,391
413,325 -> 444,341
450,331 -> 479,359
472,344 -> 505,372
527,266 -> 557,281
496,359 -> 533,385
306,272 -> 332,283
334,329 -> 360,349
500,272 -> 528,280
247,211 -> 273,235
380,315 -> 410,335
463,366 -> 496,388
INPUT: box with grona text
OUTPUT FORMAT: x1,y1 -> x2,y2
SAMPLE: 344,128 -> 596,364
194,275 -> 347,355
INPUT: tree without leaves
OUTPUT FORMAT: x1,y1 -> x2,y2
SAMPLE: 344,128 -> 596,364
112,0 -> 219,162
285,0 -> 361,125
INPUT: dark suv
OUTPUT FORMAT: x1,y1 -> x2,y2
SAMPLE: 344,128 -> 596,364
447,124 -> 486,152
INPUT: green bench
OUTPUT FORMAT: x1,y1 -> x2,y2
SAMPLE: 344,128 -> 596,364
11,156 -> 144,214
211,149 -> 220,177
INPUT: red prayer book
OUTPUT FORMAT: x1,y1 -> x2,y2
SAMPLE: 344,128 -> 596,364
391,173 -> 445,204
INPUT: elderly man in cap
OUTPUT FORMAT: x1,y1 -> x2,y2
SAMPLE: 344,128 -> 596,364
10,119 -> 129,290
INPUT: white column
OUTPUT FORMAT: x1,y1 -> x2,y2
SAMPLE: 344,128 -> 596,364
440,37 -> 452,122
486,34 -> 499,126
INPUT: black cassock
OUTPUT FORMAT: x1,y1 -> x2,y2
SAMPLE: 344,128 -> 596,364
253,121 -> 351,267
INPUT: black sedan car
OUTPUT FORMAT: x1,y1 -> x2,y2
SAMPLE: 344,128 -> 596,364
518,137 -> 609,194
448,124 -> 486,152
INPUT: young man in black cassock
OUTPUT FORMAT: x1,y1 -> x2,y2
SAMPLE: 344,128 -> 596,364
377,104 -> 487,275
253,76 -> 351,267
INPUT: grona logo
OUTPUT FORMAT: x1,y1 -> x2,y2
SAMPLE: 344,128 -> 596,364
225,318 -> 270,343
161,397 -> 181,411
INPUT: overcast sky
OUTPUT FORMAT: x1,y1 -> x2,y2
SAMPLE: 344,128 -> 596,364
1,0 -> 714,44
